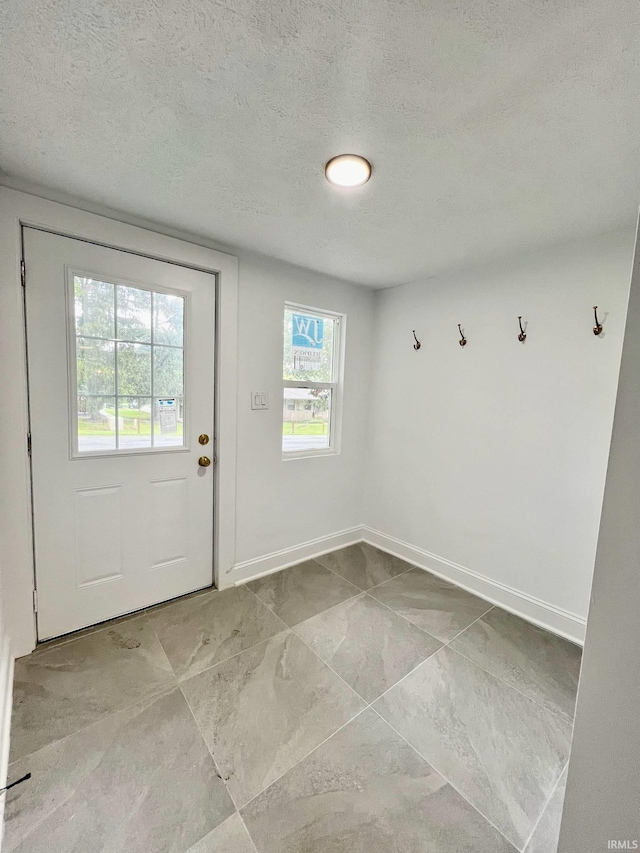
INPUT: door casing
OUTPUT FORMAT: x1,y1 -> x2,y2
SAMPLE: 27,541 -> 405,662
0,185 -> 238,657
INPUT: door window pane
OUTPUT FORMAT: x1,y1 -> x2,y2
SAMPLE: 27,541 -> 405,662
116,397 -> 153,449
77,396 -> 116,453
154,292 -> 184,346
74,277 -> 114,339
71,276 -> 186,454
76,338 -> 115,395
116,285 -> 152,343
282,387 -> 331,452
154,346 -> 184,396
117,342 -> 152,396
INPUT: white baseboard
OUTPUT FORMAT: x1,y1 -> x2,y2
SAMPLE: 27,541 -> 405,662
228,526 -> 365,587
361,527 -> 586,646
0,635 -> 14,848
227,524 -> 586,645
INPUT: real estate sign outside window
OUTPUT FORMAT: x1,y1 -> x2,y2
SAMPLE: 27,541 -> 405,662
283,304 -> 343,456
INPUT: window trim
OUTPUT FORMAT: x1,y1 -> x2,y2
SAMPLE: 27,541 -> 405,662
282,302 -> 345,460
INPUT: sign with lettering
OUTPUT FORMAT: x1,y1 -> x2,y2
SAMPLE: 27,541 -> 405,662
292,314 -> 324,350
158,398 -> 177,433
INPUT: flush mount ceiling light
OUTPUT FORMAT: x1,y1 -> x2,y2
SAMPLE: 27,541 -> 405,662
325,154 -> 372,188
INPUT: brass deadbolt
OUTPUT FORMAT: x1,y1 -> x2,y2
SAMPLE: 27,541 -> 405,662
198,434 -> 210,445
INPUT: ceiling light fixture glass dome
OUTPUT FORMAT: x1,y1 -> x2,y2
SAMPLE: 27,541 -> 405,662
325,154 -> 372,188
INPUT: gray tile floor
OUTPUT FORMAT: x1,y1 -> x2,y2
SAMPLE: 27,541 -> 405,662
5,544 -> 582,853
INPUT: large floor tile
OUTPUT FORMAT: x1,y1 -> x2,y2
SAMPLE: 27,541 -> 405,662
187,813 -> 256,853
450,608 -> 582,722
247,560 -> 359,626
148,585 -> 285,680
295,593 -> 441,702
315,543 -> 413,590
181,630 -> 365,807
241,708 -> 517,853
525,766 -> 567,853
373,646 -> 571,849
10,614 -> 176,761
369,567 -> 492,643
4,688 -> 234,853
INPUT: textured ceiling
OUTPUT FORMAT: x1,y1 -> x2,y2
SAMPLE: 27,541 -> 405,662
1,0 -> 639,287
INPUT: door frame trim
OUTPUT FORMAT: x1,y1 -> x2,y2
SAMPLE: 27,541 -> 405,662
0,186 -> 239,657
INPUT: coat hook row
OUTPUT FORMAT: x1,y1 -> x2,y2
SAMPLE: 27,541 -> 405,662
411,307 -> 604,350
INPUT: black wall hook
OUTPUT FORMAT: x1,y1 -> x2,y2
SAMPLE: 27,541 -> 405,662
0,772 -> 31,795
458,324 -> 467,347
593,306 -> 603,336
518,316 -> 527,343
412,330 -> 421,350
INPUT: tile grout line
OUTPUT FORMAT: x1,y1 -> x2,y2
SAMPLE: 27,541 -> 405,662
519,758 -> 569,853
445,643 -> 575,729
367,702 -> 521,851
361,600 -> 497,710
11,611 -> 180,766
179,699 -> 259,853
144,610 -> 184,680
417,599 -> 576,729
7,678 -> 179,768
237,811 -> 261,853
362,564 -> 577,727
361,586 -> 454,643
237,706 -> 371,814
242,573 -> 363,630
143,612 -> 255,853
177,679 -> 262,852
148,584 -> 290,683
361,563 -> 497,645
441,604 -> 496,647
317,556 -> 417,595
176,624 -> 292,685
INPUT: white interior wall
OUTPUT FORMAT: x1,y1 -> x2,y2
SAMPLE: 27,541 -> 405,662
229,251 -> 374,579
558,221 -> 640,850
363,230 -> 635,641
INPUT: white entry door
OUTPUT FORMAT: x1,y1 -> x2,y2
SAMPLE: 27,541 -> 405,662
24,228 -> 216,640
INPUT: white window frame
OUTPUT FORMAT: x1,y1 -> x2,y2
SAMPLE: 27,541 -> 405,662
282,302 -> 345,460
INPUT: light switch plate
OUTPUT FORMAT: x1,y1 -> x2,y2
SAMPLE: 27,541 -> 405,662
251,391 -> 269,410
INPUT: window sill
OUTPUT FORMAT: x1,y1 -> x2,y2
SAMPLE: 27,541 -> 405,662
281,448 -> 340,461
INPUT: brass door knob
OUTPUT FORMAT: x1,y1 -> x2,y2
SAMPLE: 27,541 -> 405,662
198,434 -> 210,445
198,456 -> 211,468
